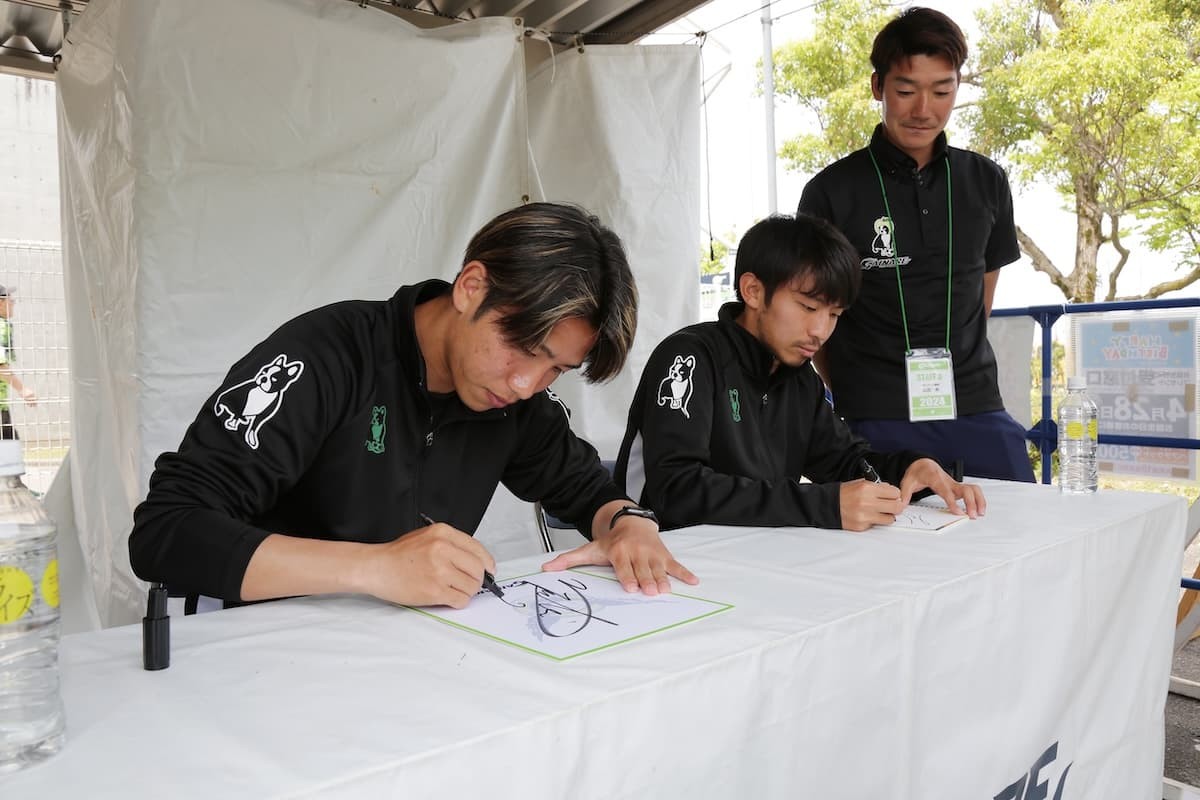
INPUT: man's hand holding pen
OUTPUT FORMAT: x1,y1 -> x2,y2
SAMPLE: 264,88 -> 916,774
840,476 -> 905,531
419,513 -> 504,600
839,457 -> 987,532
350,517 -> 499,609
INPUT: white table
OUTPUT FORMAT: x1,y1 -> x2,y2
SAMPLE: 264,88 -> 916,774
2,481 -> 1186,799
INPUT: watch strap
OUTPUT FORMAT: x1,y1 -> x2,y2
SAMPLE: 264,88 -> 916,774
609,504 -> 658,529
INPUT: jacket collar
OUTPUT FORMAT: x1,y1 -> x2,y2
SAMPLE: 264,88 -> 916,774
391,279 -> 507,421
391,279 -> 451,386
716,301 -> 804,386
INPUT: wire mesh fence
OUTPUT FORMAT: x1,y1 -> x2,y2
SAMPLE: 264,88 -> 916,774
0,239 -> 70,495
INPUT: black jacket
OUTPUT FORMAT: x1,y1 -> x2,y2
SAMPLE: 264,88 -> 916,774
616,303 -> 928,530
129,280 -> 624,600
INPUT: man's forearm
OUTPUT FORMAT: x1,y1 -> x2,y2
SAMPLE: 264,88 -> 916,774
240,534 -> 374,601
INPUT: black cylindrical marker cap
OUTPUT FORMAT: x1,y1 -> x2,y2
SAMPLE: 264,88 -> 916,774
142,584 -> 170,671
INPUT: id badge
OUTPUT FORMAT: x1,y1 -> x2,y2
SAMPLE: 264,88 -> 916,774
905,347 -> 957,422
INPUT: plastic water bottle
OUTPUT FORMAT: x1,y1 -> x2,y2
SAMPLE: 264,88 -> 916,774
0,440 -> 65,772
1058,375 -> 1099,494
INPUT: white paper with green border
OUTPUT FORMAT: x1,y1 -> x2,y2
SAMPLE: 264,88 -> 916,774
407,569 -> 734,661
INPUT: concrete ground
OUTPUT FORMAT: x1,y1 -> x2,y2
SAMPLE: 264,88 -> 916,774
1167,534 -> 1200,794
1168,641 -> 1200,788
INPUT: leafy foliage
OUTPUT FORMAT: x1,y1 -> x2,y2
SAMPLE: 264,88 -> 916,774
775,0 -> 892,173
700,233 -> 735,275
772,0 -> 1200,302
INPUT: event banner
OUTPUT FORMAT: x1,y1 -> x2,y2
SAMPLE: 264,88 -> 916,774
1074,313 -> 1197,479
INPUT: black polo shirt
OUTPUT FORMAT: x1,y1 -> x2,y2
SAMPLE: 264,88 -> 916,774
797,125 -> 1020,420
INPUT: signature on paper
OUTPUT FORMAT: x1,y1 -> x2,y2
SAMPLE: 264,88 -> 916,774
497,577 -> 636,639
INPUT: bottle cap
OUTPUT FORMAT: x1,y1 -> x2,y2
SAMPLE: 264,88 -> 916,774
0,440 -> 25,476
1067,376 -> 1087,391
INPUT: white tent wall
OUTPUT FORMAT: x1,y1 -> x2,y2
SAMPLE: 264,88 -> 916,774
525,45 -> 701,455
56,0 -> 700,626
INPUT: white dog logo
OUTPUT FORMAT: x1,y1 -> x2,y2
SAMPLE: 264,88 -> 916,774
213,354 -> 305,449
871,216 -> 896,257
657,354 -> 696,419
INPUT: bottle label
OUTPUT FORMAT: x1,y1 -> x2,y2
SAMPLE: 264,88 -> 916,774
41,558 -> 59,609
0,564 -> 35,624
1064,420 -> 1099,441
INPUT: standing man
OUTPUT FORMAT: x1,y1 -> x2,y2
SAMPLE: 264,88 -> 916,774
0,286 -> 37,440
616,214 -> 983,533
797,7 -> 1034,482
130,202 -> 697,609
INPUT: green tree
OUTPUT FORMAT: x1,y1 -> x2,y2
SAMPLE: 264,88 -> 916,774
775,0 -> 892,173
774,0 -> 1200,302
700,232 -> 735,275
1030,339 -> 1066,389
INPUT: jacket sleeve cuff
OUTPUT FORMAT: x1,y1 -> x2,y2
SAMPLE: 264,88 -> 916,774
221,522 -> 273,601
581,484 -> 632,541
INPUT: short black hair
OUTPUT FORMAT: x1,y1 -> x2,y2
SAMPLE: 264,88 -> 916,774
870,7 -> 968,83
734,214 -> 861,307
463,202 -> 637,383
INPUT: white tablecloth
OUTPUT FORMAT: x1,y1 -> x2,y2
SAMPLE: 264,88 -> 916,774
1,481 -> 1186,799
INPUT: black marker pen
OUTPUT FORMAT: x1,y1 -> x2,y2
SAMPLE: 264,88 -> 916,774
859,459 -> 882,484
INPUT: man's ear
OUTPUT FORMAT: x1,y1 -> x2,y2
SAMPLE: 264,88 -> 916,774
451,260 -> 489,314
871,72 -> 883,102
739,272 -> 765,311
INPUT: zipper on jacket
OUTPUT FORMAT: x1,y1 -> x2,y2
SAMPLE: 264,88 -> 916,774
426,409 -> 501,446
415,377 -> 432,522
415,406 -> 504,524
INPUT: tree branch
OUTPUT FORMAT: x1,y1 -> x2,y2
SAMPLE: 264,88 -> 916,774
1137,263 -> 1200,299
1104,215 -> 1131,301
1016,225 -> 1070,295
1040,0 -> 1068,29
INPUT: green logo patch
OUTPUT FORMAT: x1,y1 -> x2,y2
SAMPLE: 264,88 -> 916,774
728,389 -> 742,423
366,405 -> 387,454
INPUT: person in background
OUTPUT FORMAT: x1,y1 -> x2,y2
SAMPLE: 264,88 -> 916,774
130,202 -> 697,610
0,285 -> 37,440
615,214 -> 984,532
797,7 -> 1035,482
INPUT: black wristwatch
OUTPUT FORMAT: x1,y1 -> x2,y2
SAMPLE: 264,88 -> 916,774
609,504 -> 658,529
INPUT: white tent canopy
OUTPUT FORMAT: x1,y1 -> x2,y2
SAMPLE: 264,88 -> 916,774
56,0 -> 700,627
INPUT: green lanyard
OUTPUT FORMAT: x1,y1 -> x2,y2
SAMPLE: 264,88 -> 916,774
867,148 -> 954,353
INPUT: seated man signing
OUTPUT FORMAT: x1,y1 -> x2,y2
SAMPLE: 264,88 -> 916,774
615,214 -> 984,532
130,202 -> 697,608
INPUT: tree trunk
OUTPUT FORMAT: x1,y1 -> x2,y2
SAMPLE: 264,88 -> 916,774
1071,171 -> 1102,303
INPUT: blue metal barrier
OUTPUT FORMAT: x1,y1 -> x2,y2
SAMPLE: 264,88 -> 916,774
993,297 -> 1200,592
992,297 -> 1200,484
